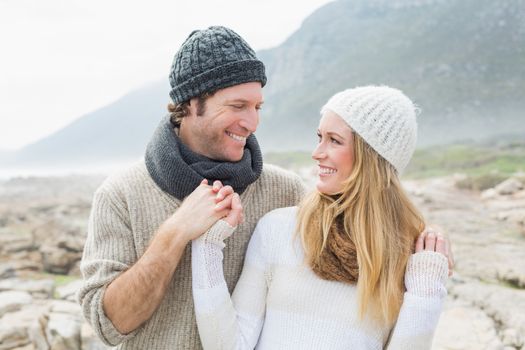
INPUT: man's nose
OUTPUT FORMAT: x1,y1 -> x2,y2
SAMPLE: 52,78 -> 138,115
239,108 -> 259,133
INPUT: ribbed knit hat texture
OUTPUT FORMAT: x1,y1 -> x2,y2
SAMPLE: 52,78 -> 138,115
321,86 -> 418,174
169,26 -> 267,104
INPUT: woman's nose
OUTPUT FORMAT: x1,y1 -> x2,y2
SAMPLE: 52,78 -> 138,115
312,144 -> 326,160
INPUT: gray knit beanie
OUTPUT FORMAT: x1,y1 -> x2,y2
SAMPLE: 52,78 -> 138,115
169,26 -> 267,104
321,86 -> 418,174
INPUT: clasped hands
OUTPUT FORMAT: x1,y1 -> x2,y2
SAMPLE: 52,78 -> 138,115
165,180 -> 242,244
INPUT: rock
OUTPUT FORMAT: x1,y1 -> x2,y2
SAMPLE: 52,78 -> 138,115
494,178 -> 524,195
68,261 -> 81,277
50,300 -> 81,315
495,211 -> 510,221
0,279 -> 55,298
0,325 -> 30,350
495,208 -> 525,224
55,280 -> 83,302
519,216 -> 525,235
433,301 -> 504,349
27,314 -> 49,350
40,246 -> 81,275
497,268 -> 525,288
0,303 -> 48,350
501,328 -> 523,348
0,291 -> 32,317
81,322 -> 108,350
481,188 -> 498,200
12,259 -> 42,273
12,344 -> 35,350
0,231 -> 36,255
45,312 -> 81,350
513,189 -> 525,199
0,263 -> 16,279
0,303 -> 50,326
57,235 -> 85,253
449,282 -> 525,346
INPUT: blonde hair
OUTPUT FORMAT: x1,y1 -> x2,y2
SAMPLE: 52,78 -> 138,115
297,132 -> 425,326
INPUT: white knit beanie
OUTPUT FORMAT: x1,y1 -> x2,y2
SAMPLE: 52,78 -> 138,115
321,86 -> 418,174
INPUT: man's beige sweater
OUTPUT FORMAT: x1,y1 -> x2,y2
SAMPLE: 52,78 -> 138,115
77,161 -> 305,349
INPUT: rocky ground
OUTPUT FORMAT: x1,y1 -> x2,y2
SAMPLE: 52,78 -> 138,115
405,175 -> 525,350
0,171 -> 524,349
0,175 -> 106,350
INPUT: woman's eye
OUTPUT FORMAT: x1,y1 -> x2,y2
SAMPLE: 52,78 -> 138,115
231,105 -> 243,110
331,138 -> 341,145
317,133 -> 322,142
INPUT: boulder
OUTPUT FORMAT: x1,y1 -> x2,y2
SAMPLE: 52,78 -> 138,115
481,188 -> 498,200
0,279 -> 55,298
50,300 -> 81,315
433,301 -> 504,349
0,325 -> 30,350
45,312 -> 81,350
0,263 -> 16,279
449,282 -> 525,347
0,303 -> 48,350
0,231 -> 35,255
57,235 -> 85,253
27,314 -> 49,350
497,268 -> 525,289
494,178 -> 524,196
12,258 -> 42,273
80,322 -> 109,350
0,291 -> 32,317
501,328 -> 523,348
55,280 -> 83,302
40,246 -> 81,275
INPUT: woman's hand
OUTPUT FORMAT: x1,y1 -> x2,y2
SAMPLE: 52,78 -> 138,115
416,226 -> 454,276
212,180 -> 243,228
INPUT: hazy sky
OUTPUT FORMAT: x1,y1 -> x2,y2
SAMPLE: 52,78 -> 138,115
0,0 -> 333,151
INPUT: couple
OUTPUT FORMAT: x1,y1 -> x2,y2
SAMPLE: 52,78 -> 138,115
78,26 -> 451,349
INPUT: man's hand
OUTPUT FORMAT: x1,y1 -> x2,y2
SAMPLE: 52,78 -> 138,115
162,180 -> 231,243
416,225 -> 454,276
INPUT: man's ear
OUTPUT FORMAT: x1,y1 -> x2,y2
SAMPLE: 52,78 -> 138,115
187,97 -> 198,118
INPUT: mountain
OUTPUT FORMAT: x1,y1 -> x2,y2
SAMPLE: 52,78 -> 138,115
3,0 -> 524,169
3,82 -> 167,169
256,0 -> 525,150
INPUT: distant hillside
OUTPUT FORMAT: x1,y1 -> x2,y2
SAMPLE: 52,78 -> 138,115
257,0 -> 525,150
5,82 -> 167,167
3,0 -> 524,169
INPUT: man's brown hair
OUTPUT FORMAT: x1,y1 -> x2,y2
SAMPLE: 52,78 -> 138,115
167,91 -> 215,126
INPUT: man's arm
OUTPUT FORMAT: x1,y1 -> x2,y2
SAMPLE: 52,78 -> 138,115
103,180 -> 235,334
102,220 -> 188,334
78,180 -> 233,345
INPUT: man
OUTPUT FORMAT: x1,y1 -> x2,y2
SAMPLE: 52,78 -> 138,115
78,26 -> 305,349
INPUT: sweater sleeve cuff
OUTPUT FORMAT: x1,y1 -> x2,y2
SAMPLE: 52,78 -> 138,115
198,220 -> 236,248
93,283 -> 139,346
404,251 -> 448,298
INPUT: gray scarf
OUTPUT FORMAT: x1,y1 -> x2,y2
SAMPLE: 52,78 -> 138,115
145,115 -> 263,200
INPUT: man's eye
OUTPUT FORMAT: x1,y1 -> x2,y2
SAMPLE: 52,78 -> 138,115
231,105 -> 244,109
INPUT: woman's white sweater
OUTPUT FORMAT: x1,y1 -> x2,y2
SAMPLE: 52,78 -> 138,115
191,207 -> 448,350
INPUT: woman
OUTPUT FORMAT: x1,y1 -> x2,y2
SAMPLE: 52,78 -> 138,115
191,86 -> 449,349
